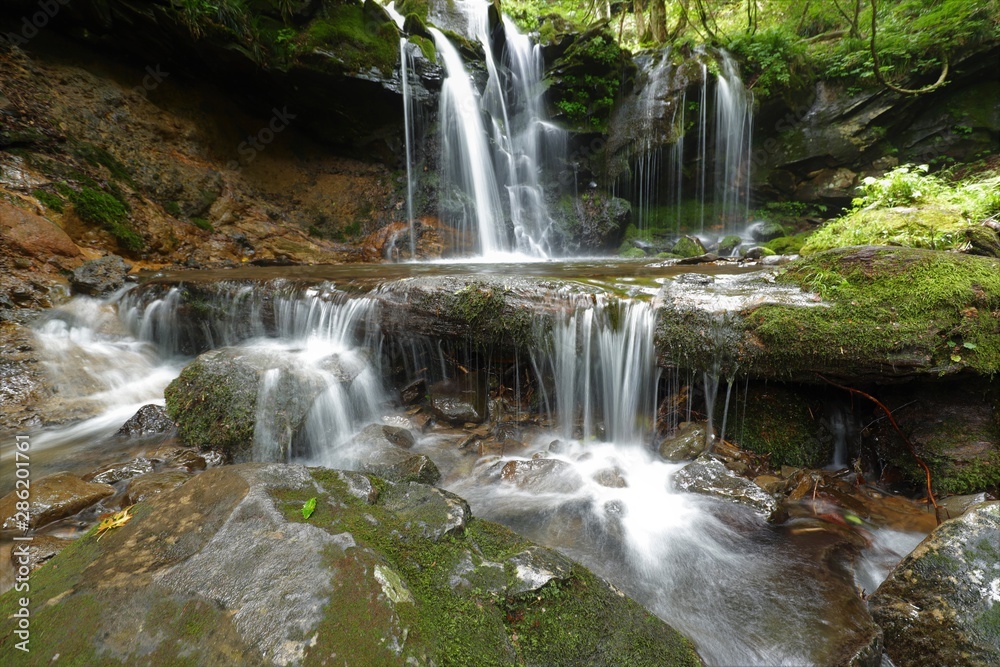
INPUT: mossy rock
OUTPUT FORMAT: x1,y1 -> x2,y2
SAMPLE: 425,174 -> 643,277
870,501 -> 1000,666
718,234 -> 743,256
672,235 -> 707,258
0,464 -> 703,666
801,205 -> 975,255
303,2 -> 399,75
743,246 -> 1000,381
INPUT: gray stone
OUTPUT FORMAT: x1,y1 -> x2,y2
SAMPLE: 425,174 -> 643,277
673,455 -> 782,521
381,482 -> 471,541
870,501 -> 1000,667
429,374 -> 488,424
116,404 -> 174,437
70,254 -> 131,296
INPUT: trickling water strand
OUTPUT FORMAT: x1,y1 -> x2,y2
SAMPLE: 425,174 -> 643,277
537,297 -> 657,445
387,3 -> 418,259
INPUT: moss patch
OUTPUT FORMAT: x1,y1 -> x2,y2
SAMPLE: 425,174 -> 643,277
69,187 -> 144,253
304,2 -> 399,75
746,247 -> 1000,378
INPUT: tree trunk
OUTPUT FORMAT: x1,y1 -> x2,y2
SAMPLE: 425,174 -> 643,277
650,0 -> 667,43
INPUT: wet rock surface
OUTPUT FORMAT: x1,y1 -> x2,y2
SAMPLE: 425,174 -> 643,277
870,501 -> 1000,667
69,255 -> 132,296
658,421 -> 712,462
116,404 -> 175,438
0,464 -> 702,666
121,470 -> 193,506
673,454 -> 783,521
0,472 -> 115,530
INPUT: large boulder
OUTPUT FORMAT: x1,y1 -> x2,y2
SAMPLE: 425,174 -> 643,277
0,464 -> 703,666
164,347 -> 333,463
869,501 -> 1000,667
0,200 -> 80,261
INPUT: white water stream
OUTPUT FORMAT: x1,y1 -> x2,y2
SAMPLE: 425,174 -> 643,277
1,276 -> 930,665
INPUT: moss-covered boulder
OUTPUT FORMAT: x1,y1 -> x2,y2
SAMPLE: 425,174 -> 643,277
741,246 -> 1000,381
164,347 -> 330,462
672,235 -> 707,258
728,384 -> 833,469
869,501 -> 1000,667
0,464 -> 703,666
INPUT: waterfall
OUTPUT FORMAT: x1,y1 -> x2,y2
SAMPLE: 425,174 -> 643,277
412,0 -> 566,257
387,3 -> 418,258
534,297 -> 658,445
713,50 -> 754,232
612,48 -> 753,237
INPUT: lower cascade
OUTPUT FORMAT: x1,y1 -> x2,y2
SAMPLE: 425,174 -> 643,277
1,266 -> 948,665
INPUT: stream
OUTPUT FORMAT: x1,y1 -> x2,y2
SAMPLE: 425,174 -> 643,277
0,259 -> 930,666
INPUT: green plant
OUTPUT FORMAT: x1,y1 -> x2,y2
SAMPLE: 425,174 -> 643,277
70,187 -> 144,252
33,189 -> 64,212
191,217 -> 214,232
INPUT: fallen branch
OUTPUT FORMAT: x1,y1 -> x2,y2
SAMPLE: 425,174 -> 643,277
817,374 -> 938,510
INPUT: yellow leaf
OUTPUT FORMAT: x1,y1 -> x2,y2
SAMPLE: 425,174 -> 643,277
95,506 -> 134,541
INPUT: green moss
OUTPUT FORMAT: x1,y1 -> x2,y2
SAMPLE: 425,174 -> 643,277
747,247 -> 1000,377
69,187 -> 144,253
409,34 -> 436,62
272,469 -> 701,667
728,384 -> 830,468
802,205 -> 973,254
765,234 -> 809,255
423,281 -> 537,350
163,356 -> 258,460
164,201 -> 182,217
32,188 -> 64,212
304,2 -> 398,75
73,142 -> 134,185
547,30 -> 630,133
620,247 -> 647,258
191,217 -> 214,232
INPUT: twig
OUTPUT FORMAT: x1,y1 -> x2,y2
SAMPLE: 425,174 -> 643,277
817,374 -> 938,510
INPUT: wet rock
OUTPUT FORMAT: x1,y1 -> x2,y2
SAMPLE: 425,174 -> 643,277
658,421 -> 712,462
741,245 -> 776,260
937,492 -> 993,520
493,458 -> 583,494
673,455 -> 783,521
115,404 -> 175,437
593,467 -> 628,488
0,472 -> 115,530
400,378 -> 427,405
672,235 -> 707,258
557,193 -> 632,252
0,321 -> 49,432
870,501 -> 1000,667
0,200 -> 81,260
507,546 -> 575,594
381,482 -> 471,541
69,255 -> 131,296
717,234 -> 743,256
121,470 -> 192,506
429,373 -> 488,424
0,463 -> 702,666
83,457 -> 155,485
164,347 -> 330,462
749,221 -> 787,242
380,424 -> 416,448
9,534 -> 72,573
347,424 -> 442,484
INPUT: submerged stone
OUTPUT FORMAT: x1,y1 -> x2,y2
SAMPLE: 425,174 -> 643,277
116,404 -> 175,438
0,472 -> 114,530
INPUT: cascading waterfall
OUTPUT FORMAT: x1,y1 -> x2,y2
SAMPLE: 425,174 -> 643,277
387,3 -> 419,258
713,50 -> 754,231
533,297 -> 658,445
414,0 -> 565,257
614,48 -> 753,237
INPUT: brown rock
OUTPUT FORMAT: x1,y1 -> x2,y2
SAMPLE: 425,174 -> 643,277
9,534 -> 72,572
0,200 -> 80,258
122,470 -> 192,506
0,472 -> 115,530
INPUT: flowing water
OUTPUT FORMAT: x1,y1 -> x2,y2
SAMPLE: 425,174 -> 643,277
2,262 -> 933,665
